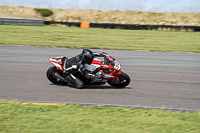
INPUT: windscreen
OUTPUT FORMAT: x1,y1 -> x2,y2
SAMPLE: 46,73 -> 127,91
104,55 -> 121,70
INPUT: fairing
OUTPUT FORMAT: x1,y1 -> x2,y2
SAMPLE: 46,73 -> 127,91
48,56 -> 67,71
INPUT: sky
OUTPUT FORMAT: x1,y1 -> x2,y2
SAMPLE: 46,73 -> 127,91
0,0 -> 199,13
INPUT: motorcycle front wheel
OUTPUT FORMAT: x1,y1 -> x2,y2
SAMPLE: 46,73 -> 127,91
107,72 -> 130,88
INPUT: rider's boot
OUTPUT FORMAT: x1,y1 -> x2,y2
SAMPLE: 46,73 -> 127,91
66,73 -> 84,89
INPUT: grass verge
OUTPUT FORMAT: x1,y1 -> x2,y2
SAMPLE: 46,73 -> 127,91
0,25 -> 200,53
0,101 -> 200,133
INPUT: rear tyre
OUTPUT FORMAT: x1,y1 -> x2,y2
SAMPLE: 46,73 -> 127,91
46,66 -> 66,85
107,73 -> 130,88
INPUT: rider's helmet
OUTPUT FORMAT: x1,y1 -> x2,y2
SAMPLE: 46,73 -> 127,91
81,49 -> 94,64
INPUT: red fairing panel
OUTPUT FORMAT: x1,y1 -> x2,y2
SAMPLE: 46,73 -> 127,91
48,56 -> 67,71
92,58 -> 101,65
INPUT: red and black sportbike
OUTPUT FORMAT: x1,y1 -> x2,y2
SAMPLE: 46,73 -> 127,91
46,54 -> 130,88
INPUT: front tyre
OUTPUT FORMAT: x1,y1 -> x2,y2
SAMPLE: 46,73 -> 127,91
107,73 -> 130,88
46,66 -> 66,85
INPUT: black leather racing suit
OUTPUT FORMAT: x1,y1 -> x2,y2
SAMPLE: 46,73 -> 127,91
63,51 -> 105,88
63,53 -> 85,88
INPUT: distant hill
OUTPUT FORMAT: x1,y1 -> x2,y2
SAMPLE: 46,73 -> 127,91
0,5 -> 199,26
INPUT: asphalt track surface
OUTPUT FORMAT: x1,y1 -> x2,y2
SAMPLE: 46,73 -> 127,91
0,45 -> 200,111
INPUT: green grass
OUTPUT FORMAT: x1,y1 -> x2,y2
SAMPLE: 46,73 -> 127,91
0,102 -> 200,133
0,25 -> 200,52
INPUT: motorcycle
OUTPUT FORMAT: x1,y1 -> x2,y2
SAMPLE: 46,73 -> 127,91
46,54 -> 130,88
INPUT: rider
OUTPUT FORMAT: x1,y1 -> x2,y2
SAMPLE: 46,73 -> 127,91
63,49 -> 106,88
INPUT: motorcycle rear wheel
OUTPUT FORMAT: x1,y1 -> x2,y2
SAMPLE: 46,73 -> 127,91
107,73 -> 130,88
46,66 -> 67,85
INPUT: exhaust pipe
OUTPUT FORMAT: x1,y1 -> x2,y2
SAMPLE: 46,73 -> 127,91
53,72 -> 70,83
